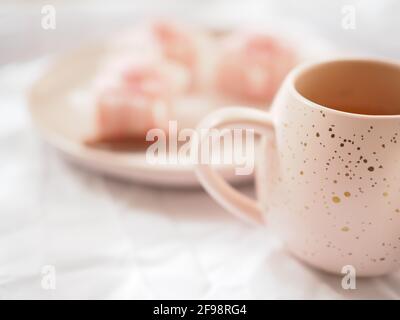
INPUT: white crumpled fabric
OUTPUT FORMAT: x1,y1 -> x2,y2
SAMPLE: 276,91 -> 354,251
0,61 -> 399,300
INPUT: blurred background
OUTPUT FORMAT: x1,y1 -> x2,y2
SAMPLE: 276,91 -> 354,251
1,0 -> 400,300
1,0 -> 400,64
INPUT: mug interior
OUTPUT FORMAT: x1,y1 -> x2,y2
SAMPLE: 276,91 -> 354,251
294,59 -> 400,115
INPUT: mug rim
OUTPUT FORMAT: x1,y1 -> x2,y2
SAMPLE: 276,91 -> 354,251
287,57 -> 400,120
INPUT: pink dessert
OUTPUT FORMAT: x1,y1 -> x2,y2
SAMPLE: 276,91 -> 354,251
110,20 -> 211,90
91,56 -> 190,142
151,20 -> 198,71
89,21 -> 213,143
88,22 -> 298,144
215,32 -> 297,104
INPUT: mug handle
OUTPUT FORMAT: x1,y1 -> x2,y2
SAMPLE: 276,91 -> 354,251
193,107 -> 276,225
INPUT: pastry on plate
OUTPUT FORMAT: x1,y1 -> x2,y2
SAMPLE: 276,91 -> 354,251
85,22 -> 298,146
215,31 -> 297,104
87,55 -> 191,143
110,20 -> 215,91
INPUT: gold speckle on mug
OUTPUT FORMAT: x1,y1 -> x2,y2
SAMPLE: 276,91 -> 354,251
332,196 -> 341,203
300,171 -> 304,175
344,191 -> 351,197
383,192 -> 389,197
395,209 -> 400,213
341,226 -> 350,232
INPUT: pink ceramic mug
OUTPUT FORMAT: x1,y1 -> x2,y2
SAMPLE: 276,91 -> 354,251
194,58 -> 400,276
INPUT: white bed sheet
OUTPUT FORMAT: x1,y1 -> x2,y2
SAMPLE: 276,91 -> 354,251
0,61 -> 400,300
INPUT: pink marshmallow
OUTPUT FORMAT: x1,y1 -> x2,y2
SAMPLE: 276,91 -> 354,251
92,57 -> 190,142
216,32 -> 297,104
